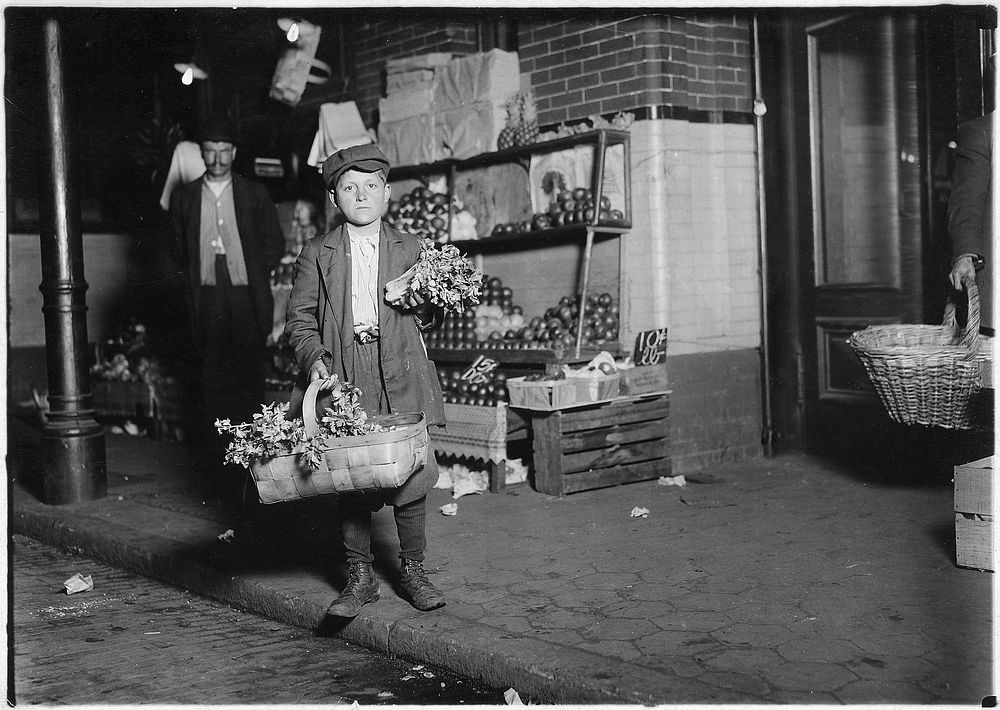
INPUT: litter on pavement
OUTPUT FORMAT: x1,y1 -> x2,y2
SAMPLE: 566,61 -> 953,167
629,506 -> 650,518
217,529 -> 236,543
439,502 -> 458,516
504,688 -> 525,705
62,572 -> 93,595
657,474 -> 687,487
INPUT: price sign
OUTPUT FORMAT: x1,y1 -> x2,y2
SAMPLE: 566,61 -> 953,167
461,355 -> 500,384
632,328 -> 668,366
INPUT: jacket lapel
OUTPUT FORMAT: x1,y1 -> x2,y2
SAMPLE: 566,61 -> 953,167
378,224 -> 406,338
231,175 -> 249,253
321,224 -> 356,375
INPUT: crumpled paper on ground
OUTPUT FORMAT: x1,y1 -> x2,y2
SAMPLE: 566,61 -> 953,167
504,688 -> 525,705
657,474 -> 686,487
504,458 -> 528,485
435,462 -> 489,498
63,573 -> 93,595
440,502 -> 458,516
630,506 -> 650,518
217,529 -> 236,543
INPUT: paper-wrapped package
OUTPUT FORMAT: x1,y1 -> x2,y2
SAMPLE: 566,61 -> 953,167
387,69 -> 435,93
386,52 -> 452,74
433,49 -> 520,112
379,85 -> 437,123
437,101 -> 507,160
379,113 -> 442,167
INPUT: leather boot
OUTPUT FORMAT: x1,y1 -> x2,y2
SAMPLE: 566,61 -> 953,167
399,558 -> 446,611
325,562 -> 380,618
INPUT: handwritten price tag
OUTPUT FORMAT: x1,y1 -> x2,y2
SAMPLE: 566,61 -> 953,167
632,328 -> 668,366
461,355 -> 500,384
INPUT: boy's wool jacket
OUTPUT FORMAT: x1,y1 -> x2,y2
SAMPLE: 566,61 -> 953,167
284,221 -> 445,505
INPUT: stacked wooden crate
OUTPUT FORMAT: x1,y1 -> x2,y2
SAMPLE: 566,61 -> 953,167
530,392 -> 671,496
954,456 -> 994,571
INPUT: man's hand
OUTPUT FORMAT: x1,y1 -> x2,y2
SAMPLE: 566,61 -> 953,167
950,255 -> 978,290
309,356 -> 330,382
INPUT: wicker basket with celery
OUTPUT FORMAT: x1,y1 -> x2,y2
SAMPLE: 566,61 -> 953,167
215,376 -> 428,503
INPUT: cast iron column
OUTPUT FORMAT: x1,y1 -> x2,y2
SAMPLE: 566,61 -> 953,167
38,17 -> 107,503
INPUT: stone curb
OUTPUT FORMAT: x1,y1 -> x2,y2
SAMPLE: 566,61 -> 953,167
11,499 -> 694,705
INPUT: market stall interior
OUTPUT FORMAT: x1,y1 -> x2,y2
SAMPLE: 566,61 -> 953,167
7,7 -> 994,504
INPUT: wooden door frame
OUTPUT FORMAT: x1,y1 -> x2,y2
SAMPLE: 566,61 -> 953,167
757,8 -> 989,466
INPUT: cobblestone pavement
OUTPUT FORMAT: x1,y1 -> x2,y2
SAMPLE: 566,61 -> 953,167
10,535 -> 507,705
9,424 -> 996,705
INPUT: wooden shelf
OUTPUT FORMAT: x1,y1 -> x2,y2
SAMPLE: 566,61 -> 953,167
448,223 -> 628,253
390,128 -> 632,181
428,344 -> 622,366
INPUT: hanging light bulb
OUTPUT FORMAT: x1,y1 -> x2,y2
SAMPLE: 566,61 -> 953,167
277,17 -> 315,43
174,61 -> 208,85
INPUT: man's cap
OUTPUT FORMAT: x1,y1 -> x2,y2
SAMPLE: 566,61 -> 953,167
199,114 -> 238,144
322,143 -> 390,190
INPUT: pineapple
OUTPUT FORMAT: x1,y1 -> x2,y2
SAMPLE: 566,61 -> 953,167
497,90 -> 540,150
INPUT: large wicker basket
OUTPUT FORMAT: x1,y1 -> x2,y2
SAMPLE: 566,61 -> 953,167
848,282 -> 992,430
250,380 -> 428,504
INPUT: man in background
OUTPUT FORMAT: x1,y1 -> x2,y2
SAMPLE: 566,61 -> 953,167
948,110 -> 993,332
169,114 -> 285,505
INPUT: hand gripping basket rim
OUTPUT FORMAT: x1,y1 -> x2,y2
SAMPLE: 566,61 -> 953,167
848,281 -> 991,430
250,380 -> 429,504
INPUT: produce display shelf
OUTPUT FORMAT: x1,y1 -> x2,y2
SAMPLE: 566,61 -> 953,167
391,128 -> 631,181
508,389 -> 671,412
447,224 -> 627,253
430,402 -> 530,493
428,344 -> 622,366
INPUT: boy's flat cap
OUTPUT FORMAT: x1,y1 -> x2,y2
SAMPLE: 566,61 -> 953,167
323,143 -> 390,190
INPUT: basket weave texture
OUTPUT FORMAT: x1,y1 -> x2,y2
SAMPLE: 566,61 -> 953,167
250,380 -> 428,504
849,282 -> 992,430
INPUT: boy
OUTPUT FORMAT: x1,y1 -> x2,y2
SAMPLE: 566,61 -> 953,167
284,144 -> 446,616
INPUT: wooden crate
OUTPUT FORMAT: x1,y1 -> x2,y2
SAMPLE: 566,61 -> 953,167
91,380 -> 154,418
954,456 -> 993,571
530,393 -> 670,495
572,372 -> 620,404
507,377 -> 577,410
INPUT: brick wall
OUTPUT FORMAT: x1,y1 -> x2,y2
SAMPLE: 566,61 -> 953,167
344,11 -> 764,473
516,13 -> 752,127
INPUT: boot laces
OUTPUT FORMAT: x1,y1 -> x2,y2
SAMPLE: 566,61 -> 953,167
343,563 -> 371,593
402,560 -> 429,584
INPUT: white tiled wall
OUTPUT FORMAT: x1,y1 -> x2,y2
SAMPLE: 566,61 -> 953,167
621,118 -> 762,356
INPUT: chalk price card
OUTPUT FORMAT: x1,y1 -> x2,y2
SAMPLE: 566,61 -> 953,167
632,328 -> 668,366
461,355 -> 500,384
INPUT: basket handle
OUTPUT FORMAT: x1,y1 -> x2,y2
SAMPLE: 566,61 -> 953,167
301,378 -> 326,438
942,280 -> 981,356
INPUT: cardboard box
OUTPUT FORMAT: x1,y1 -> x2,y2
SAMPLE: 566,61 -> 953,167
954,456 -> 994,571
620,364 -> 669,396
